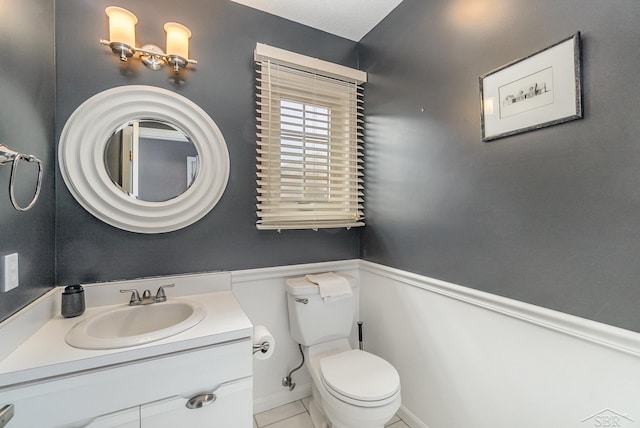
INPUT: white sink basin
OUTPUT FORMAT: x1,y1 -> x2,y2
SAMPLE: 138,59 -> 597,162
65,300 -> 206,350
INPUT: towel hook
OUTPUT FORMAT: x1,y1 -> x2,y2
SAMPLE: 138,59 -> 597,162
0,144 -> 43,212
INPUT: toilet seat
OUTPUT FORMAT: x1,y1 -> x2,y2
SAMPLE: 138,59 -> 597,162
319,349 -> 400,407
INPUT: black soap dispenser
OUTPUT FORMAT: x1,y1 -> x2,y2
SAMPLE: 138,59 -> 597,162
61,285 -> 85,318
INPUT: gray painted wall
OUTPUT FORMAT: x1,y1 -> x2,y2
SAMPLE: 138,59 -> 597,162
359,0 -> 640,332
0,0 -> 55,320
54,0 -> 361,285
4,0 -> 639,336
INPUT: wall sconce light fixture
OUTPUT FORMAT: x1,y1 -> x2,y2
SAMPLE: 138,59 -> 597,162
100,6 -> 197,73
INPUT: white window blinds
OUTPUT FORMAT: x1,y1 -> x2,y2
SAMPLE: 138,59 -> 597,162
254,43 -> 367,230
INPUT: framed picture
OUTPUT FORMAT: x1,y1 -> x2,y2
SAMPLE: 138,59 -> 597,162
480,32 -> 582,142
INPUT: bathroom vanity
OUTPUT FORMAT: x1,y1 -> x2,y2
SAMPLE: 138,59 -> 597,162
0,273 -> 254,427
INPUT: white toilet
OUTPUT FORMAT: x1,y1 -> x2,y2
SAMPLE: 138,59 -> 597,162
286,274 -> 401,428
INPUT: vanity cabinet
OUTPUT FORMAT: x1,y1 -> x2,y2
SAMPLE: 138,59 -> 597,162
85,407 -> 139,428
0,339 -> 252,428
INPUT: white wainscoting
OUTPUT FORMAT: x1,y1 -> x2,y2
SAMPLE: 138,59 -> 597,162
232,259 -> 640,426
231,259 -> 360,414
359,261 -> 640,428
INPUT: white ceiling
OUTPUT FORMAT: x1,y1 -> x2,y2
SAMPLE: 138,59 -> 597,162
229,0 -> 404,42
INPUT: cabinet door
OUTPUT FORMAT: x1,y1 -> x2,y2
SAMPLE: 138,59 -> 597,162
140,377 -> 252,428
85,407 -> 139,428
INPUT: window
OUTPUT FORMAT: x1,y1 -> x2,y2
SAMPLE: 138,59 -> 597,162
254,43 -> 366,230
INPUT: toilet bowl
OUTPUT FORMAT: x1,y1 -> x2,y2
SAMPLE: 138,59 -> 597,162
306,339 -> 401,428
286,274 -> 401,428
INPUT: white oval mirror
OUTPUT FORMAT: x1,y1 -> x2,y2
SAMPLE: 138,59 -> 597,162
59,86 -> 230,233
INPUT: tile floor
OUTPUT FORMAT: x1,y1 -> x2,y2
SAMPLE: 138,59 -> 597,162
253,396 -> 410,428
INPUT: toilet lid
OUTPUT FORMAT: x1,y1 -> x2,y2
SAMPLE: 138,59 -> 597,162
319,350 -> 400,402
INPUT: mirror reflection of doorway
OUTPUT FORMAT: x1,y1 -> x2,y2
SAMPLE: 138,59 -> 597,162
186,156 -> 198,188
105,120 -> 199,202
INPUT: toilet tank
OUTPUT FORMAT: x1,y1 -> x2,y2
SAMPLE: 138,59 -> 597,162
286,273 -> 358,346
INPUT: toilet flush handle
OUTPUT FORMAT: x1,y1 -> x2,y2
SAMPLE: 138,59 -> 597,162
295,297 -> 308,304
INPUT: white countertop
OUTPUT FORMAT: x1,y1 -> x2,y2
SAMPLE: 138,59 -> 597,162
0,273 -> 253,389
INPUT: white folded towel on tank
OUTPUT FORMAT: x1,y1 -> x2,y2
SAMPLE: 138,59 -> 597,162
305,272 -> 352,302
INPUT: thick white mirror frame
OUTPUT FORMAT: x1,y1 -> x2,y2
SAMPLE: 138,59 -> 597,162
59,85 -> 230,233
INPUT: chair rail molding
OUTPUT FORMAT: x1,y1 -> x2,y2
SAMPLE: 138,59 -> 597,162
359,260 -> 640,358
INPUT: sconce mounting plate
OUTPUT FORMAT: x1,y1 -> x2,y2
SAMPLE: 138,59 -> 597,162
139,44 -> 166,70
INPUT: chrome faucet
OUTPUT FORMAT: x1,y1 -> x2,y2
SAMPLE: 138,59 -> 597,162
120,284 -> 175,305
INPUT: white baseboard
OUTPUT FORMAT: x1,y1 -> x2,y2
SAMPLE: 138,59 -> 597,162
397,404 -> 429,428
253,384 -> 426,428
253,382 -> 312,414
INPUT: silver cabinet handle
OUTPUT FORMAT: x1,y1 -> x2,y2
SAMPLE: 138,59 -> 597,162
184,377 -> 249,410
0,404 -> 14,428
185,393 -> 216,409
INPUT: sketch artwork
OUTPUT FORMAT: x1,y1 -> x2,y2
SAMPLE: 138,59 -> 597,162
479,32 -> 581,141
499,67 -> 554,119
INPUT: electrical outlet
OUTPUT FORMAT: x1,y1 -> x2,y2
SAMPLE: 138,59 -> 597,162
1,253 -> 19,292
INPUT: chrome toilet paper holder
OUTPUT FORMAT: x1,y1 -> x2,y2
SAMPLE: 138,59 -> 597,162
253,342 -> 270,354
